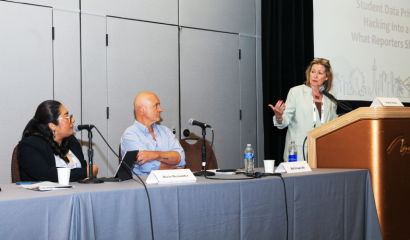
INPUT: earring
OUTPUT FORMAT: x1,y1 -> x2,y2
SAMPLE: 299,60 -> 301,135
53,131 -> 56,138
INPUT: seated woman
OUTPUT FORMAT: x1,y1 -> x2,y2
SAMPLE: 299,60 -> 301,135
18,100 -> 98,182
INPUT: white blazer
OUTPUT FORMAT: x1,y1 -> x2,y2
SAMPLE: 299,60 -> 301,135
273,84 -> 338,162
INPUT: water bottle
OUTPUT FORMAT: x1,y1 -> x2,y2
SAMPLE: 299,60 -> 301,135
288,139 -> 297,162
244,144 -> 255,174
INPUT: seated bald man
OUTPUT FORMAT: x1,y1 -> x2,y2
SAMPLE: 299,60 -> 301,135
121,92 -> 186,175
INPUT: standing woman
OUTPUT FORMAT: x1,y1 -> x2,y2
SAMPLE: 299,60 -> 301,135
18,100 -> 98,182
269,58 -> 338,162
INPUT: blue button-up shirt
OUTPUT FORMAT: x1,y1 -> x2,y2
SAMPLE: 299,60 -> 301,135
120,120 -> 186,175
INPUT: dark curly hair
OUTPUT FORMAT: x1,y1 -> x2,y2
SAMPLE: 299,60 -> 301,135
21,100 -> 71,163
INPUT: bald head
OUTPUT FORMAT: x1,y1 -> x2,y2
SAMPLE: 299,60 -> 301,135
134,92 -> 157,109
134,92 -> 162,127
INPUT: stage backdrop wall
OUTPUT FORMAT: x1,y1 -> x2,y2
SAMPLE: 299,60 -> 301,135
0,0 -> 262,183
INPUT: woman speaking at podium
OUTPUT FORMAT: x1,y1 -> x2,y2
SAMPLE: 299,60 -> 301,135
18,100 -> 98,182
269,58 -> 338,162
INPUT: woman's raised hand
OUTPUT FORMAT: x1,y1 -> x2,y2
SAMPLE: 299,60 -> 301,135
268,100 -> 286,119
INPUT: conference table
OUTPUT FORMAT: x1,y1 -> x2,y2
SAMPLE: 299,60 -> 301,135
0,168 -> 382,240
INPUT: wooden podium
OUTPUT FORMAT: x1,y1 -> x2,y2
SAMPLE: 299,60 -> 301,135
307,107 -> 410,240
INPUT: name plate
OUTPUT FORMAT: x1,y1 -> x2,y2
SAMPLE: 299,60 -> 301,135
275,161 -> 312,173
371,97 -> 404,107
146,169 -> 197,184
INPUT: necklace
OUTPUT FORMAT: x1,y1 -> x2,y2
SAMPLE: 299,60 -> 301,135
313,89 -> 321,100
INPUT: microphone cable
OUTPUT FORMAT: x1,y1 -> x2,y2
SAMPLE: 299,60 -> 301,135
303,136 -> 308,163
328,98 -> 353,112
320,86 -> 353,112
263,173 -> 289,240
282,174 -> 289,240
93,127 -> 154,240
338,101 -> 353,112
279,174 -> 289,240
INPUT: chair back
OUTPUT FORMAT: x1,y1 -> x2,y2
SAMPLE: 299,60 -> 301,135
179,138 -> 218,172
11,145 -> 21,183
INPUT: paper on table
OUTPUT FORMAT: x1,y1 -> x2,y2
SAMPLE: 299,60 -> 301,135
19,181 -> 74,191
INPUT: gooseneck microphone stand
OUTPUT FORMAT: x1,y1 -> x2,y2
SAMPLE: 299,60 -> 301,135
78,126 -> 104,184
193,127 -> 215,176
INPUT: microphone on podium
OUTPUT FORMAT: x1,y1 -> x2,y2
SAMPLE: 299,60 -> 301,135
319,86 -> 338,102
319,86 -> 353,112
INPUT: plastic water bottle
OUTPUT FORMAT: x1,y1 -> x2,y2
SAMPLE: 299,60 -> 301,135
288,140 -> 297,162
244,144 -> 254,174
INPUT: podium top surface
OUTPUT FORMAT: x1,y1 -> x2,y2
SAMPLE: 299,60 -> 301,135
308,107 -> 410,139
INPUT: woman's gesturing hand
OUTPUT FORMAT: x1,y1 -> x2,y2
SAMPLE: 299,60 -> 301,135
268,100 -> 286,119
269,100 -> 286,123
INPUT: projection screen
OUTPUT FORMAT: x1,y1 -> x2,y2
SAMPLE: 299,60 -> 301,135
314,0 -> 410,102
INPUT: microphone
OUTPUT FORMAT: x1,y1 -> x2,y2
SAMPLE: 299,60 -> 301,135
73,124 -> 95,132
188,118 -> 212,128
319,86 -> 338,102
319,86 -> 353,112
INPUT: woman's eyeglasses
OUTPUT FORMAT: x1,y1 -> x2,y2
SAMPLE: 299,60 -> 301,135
58,114 -> 73,123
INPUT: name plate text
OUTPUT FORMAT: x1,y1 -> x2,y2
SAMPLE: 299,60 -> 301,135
371,97 -> 404,107
146,169 -> 197,184
275,161 -> 312,173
